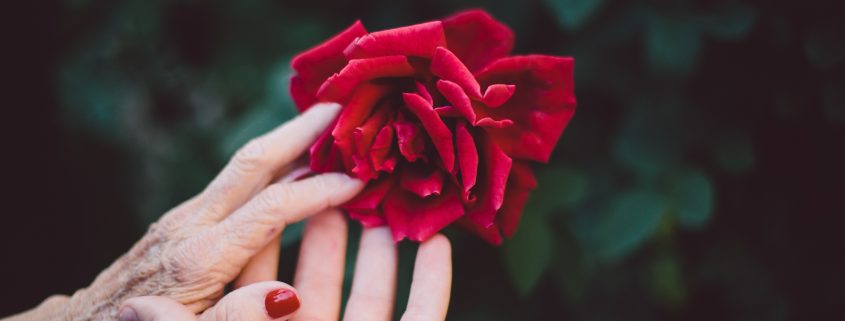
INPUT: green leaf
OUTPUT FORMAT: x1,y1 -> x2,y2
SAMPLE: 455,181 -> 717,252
545,0 -> 606,31
503,213 -> 554,296
552,227 -> 586,301
645,12 -> 702,75
672,170 -> 715,229
526,167 -> 588,217
699,4 -> 757,40
613,109 -> 683,179
593,191 -> 666,262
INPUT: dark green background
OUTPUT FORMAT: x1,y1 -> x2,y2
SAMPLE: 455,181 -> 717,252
3,0 -> 844,320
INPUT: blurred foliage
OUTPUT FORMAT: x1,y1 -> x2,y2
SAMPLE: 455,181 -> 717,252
27,0 -> 845,319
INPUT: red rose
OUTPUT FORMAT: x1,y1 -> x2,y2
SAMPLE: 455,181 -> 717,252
290,9 -> 576,244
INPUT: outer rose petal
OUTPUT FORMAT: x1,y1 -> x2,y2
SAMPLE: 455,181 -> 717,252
346,175 -> 397,227
457,217 -> 502,245
317,55 -> 417,102
455,121 -> 478,202
384,182 -> 465,242
291,20 -> 368,111
475,55 -> 576,163
467,132 -> 512,228
442,10 -> 514,72
497,161 -> 537,237
344,21 -> 446,59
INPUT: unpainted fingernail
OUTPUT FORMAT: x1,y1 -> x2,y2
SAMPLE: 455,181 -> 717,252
265,289 -> 300,319
118,306 -> 139,321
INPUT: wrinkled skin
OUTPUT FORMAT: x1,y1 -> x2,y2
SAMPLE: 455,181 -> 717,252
290,9 -> 577,244
4,104 -> 365,321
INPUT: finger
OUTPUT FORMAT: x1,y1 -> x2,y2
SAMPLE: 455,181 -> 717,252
199,103 -> 341,222
234,234 -> 281,288
343,227 -> 398,321
200,281 -> 300,321
292,210 -> 348,321
400,234 -> 452,321
213,172 -> 362,256
120,296 -> 198,321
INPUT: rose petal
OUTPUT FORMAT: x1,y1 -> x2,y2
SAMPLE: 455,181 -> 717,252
434,106 -> 461,117
345,175 -> 397,227
402,93 -> 455,172
436,79 -> 477,123
431,47 -> 482,98
335,134 -> 357,174
316,55 -> 416,102
400,164 -> 445,198
332,83 -> 390,139
416,81 -> 433,104
455,121 -> 478,203
370,126 -> 397,173
456,217 -> 502,245
497,161 -> 536,237
346,174 -> 396,211
384,182 -> 465,242
348,210 -> 387,227
467,133 -> 512,228
475,55 -> 576,162
291,20 -> 368,110
482,84 -> 516,108
475,117 -> 514,128
344,21 -> 446,59
393,120 -> 427,162
442,10 -> 514,72
310,124 -> 342,173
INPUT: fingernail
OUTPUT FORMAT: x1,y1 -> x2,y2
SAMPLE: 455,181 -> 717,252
118,306 -> 138,321
265,289 -> 300,319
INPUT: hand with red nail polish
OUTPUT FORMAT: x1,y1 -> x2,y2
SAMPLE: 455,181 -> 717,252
1,103 -> 364,321
2,102 -> 452,321
118,281 -> 301,321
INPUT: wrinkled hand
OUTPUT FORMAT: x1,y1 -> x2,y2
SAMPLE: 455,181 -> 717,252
59,103 -> 364,320
118,216 -> 452,321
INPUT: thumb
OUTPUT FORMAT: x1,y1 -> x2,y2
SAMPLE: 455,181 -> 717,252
200,281 -> 301,321
119,296 -> 198,321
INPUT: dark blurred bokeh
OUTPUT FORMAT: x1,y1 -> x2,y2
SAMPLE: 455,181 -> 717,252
3,0 -> 844,320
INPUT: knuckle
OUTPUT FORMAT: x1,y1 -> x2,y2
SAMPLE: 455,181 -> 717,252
163,241 -> 215,283
232,138 -> 268,173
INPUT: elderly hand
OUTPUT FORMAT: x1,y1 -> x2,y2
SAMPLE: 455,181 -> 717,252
12,103 -> 365,320
116,225 -> 451,321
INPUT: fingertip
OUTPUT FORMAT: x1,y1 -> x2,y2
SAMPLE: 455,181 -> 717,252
121,296 -> 196,321
421,233 -> 452,254
306,102 -> 342,117
313,172 -> 365,203
117,306 -> 138,321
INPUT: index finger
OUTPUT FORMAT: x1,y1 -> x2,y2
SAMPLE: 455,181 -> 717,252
199,103 -> 341,223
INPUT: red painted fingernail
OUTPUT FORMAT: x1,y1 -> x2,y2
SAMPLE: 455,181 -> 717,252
265,289 -> 300,318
